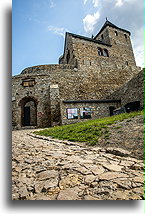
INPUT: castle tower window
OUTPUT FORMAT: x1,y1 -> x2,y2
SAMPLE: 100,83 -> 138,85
126,61 -> 129,66
66,50 -> 70,64
115,31 -> 118,36
124,34 -> 127,39
67,108 -> 78,119
103,49 -> 109,57
101,34 -> 104,40
97,47 -> 103,56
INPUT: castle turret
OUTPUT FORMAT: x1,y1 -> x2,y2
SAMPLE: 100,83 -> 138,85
94,20 -> 136,67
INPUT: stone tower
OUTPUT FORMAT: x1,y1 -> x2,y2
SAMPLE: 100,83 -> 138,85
59,20 -> 137,72
94,20 -> 136,68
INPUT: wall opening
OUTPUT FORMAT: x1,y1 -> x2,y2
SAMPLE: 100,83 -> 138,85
103,49 -> 109,57
19,97 -> 38,127
98,47 -> 103,56
124,101 -> 140,113
109,106 -> 116,116
66,50 -> 70,64
124,34 -> 127,39
115,31 -> 118,36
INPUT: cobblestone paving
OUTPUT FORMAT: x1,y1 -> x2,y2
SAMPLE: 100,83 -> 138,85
12,129 -> 144,200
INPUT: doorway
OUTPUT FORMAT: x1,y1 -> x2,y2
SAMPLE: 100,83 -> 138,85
109,106 -> 116,116
20,97 -> 37,127
24,106 -> 30,126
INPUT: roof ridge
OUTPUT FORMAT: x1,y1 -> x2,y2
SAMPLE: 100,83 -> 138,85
94,20 -> 131,39
66,32 -> 111,47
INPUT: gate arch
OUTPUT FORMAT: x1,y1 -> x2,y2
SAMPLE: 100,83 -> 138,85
19,96 -> 38,127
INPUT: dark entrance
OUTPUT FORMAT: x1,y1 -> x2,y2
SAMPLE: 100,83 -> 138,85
109,106 -> 116,116
24,106 -> 30,126
124,101 -> 140,113
19,97 -> 38,127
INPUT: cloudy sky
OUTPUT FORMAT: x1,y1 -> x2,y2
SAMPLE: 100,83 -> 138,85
12,0 -> 143,75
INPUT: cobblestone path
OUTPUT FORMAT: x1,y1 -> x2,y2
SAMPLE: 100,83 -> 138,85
12,129 -> 144,200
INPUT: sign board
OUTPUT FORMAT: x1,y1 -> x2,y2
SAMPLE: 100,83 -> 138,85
50,84 -> 59,89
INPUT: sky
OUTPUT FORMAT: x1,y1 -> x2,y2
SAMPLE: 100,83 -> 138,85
12,0 -> 144,75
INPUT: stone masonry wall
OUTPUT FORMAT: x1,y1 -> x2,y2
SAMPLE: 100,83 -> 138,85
12,63 -> 142,129
64,31 -> 137,71
95,26 -> 136,68
106,70 -> 144,109
61,101 -> 121,125
62,34 -> 140,89
12,71 -> 51,129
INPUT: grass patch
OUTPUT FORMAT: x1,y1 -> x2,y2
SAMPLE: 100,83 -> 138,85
34,110 -> 143,145
113,126 -> 122,129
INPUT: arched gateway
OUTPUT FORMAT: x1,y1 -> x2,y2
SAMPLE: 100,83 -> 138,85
19,97 -> 38,127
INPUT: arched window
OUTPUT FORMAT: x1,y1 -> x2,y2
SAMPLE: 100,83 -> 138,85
103,49 -> 109,57
115,31 -> 118,36
126,61 -> 129,66
98,47 -> 103,56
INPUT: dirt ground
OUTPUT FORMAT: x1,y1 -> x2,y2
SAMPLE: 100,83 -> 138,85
12,115 -> 144,200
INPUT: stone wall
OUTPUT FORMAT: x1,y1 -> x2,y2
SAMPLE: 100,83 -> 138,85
60,32 -> 140,98
62,28 -> 138,73
12,21 -> 142,129
12,63 -> 142,129
60,100 -> 121,125
12,70 -> 51,129
95,26 -> 136,68
106,69 -> 144,109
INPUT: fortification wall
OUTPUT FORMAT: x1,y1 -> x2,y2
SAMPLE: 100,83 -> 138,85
106,69 -> 144,109
12,63 -> 142,129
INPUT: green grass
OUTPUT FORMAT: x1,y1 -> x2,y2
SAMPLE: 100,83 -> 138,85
34,110 -> 143,145
113,126 -> 122,129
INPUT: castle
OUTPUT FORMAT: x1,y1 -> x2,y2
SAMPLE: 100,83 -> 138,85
12,20 -> 143,129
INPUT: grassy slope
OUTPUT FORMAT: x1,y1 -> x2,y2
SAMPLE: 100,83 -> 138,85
34,111 -> 143,145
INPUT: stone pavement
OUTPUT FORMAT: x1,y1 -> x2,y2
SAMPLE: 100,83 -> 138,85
12,129 -> 144,200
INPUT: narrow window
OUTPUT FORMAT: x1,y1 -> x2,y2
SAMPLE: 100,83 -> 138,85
66,50 -> 70,64
126,61 -> 129,66
98,47 -> 103,56
115,31 -> 118,36
124,34 -> 127,39
103,49 -> 109,57
101,34 -> 104,40
67,108 -> 78,119
80,107 -> 91,119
